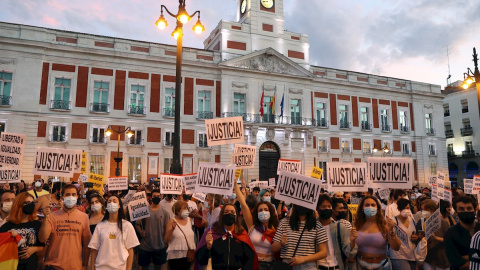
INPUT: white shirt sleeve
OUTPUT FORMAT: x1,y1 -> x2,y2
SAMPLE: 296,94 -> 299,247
88,224 -> 100,250
123,222 -> 140,250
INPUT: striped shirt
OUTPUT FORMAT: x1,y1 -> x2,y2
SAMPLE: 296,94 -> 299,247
273,219 -> 328,259
339,219 -> 352,230
470,230 -> 480,270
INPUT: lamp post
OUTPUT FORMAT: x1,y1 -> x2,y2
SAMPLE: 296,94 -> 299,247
373,143 -> 390,157
461,47 -> 480,118
106,125 -> 134,176
155,0 -> 205,174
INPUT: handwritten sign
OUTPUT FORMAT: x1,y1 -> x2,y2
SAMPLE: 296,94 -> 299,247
196,162 -> 236,196
269,178 -> 276,187
160,174 -> 183,194
431,184 -> 438,202
437,172 -> 445,200
367,157 -> 413,189
277,159 -> 302,174
311,167 -> 323,180
205,116 -> 244,146
249,181 -> 269,191
192,192 -> 206,202
464,179 -> 474,194
275,170 -> 321,210
0,167 -> 21,183
350,197 -> 362,205
348,204 -> 358,216
428,176 -> 437,187
81,152 -> 87,174
33,148 -> 83,177
88,173 -> 105,194
78,174 -> 88,183
394,224 -> 409,246
425,209 -> 441,239
326,162 -> 368,192
474,175 -> 480,194
378,188 -> 390,201
0,132 -> 26,168
183,173 -> 197,194
444,188 -> 452,203
128,191 -> 150,221
108,176 -> 128,191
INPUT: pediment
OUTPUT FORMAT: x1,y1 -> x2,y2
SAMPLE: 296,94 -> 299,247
220,48 -> 315,78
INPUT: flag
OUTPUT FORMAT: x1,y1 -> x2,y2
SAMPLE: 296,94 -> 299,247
0,232 -> 22,270
259,91 -> 265,117
270,93 -> 275,115
279,93 -> 284,117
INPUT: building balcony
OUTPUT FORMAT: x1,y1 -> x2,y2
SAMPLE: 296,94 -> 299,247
90,102 -> 110,113
461,126 -> 473,136
403,149 -> 411,155
128,138 -> 144,146
444,111 -> 450,117
318,146 -> 329,153
222,112 -> 247,121
49,134 -> 67,143
196,111 -> 213,120
0,95 -> 12,106
163,108 -> 175,118
50,100 -> 71,110
462,107 -> 469,113
339,121 -> 352,130
90,136 -> 106,144
400,125 -> 410,134
426,128 -> 436,136
363,148 -> 372,154
198,141 -> 209,148
225,113 -> 315,127
381,124 -> 391,132
447,151 -> 456,158
128,105 -> 146,115
361,122 -> 372,131
445,130 -> 454,138
462,150 -> 476,157
315,119 -> 329,128
341,147 -> 352,153
429,149 -> 437,156
164,140 -> 174,147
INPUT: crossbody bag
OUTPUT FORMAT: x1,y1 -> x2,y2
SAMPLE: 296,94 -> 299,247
272,224 -> 308,270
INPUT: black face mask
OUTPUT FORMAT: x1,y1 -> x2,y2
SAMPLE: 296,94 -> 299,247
55,193 -> 61,200
296,205 -> 310,216
183,194 -> 190,201
22,203 -> 35,215
337,211 -> 347,220
319,209 -> 333,220
167,194 -> 173,200
222,213 -> 236,226
458,211 -> 476,224
152,197 -> 161,205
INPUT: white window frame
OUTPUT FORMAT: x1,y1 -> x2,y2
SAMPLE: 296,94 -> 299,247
318,138 -> 329,152
399,109 -> 410,133
383,140 -> 393,155
402,141 -> 411,155
315,99 -> 329,127
128,81 -> 148,115
127,129 -> 144,146
165,130 -> 174,147
49,123 -> 68,142
197,89 -> 213,114
338,102 -> 351,129
90,77 -> 112,113
0,71 -> 13,105
363,139 -> 372,154
430,162 -> 437,176
0,120 -> 7,135
90,125 -> 108,144
164,157 -> 174,173
234,92 -> 247,114
380,106 -> 391,132
341,138 -> 352,153
90,155 -> 105,175
318,161 -> 327,181
428,143 -> 437,156
127,156 -> 142,183
461,99 -> 469,113
360,105 -> 371,130
198,131 -> 209,148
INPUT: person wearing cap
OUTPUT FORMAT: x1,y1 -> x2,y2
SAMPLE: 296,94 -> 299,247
28,178 -> 49,199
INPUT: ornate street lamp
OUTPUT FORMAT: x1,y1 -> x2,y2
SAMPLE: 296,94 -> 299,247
155,0 -> 205,174
373,143 -> 390,157
105,125 -> 134,176
461,48 -> 480,118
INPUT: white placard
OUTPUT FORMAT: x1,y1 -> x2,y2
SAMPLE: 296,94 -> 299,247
192,192 -> 206,202
425,209 -> 441,239
0,132 -> 26,168
275,170 -> 322,210
277,159 -> 302,174
378,188 -> 390,201
428,176 -> 437,187
183,174 -> 197,194
231,152 -> 255,169
249,181 -> 269,191
128,191 -> 150,222
367,157 -> 413,189
350,197 -> 362,205
195,162 -> 236,195
444,188 -> 452,203
474,175 -> 480,194
205,116 -> 244,146
108,176 -> 128,191
160,174 -> 183,194
33,148 -> 83,177
0,167 -> 21,183
78,174 -> 88,183
431,184 -> 438,202
148,156 -> 158,175
465,179 -> 474,194
394,224 -> 409,246
326,162 -> 368,192
234,144 -> 257,154
269,178 -> 276,187
436,172 -> 445,200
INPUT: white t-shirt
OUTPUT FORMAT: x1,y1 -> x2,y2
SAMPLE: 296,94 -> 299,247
385,202 -> 400,220
160,199 -> 176,218
88,220 -> 140,270
317,224 -> 338,267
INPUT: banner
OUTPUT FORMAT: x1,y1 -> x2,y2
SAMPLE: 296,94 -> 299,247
277,159 -> 302,174
231,152 -> 255,169
80,152 -> 87,174
436,172 -> 445,200
249,181 -> 269,191
88,173 -> 105,194
192,192 -> 206,202
108,176 -> 128,191
377,188 -> 390,201
183,173 -> 197,194
311,167 -> 323,180
444,188 -> 452,203
128,191 -> 150,221
195,162 -> 236,195
275,170 -> 321,210
269,178 -> 276,187
326,162 -> 368,192
33,148 -> 83,177
425,209 -> 441,239
160,174 -> 183,194
367,157 -> 413,189
0,167 -> 21,183
394,224 -> 409,246
205,116 -> 244,146
0,132 -> 26,168
465,179 -> 474,194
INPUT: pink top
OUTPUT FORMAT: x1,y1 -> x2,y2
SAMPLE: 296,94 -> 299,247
356,231 -> 387,255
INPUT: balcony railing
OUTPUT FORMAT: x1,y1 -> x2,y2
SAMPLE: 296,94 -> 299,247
197,111 -> 213,120
49,134 -> 67,142
363,148 -> 372,154
342,147 -> 352,153
90,102 -> 110,113
222,112 -> 247,121
400,125 -> 410,134
315,119 -> 329,128
198,141 -> 209,148
444,111 -> 450,117
382,124 -> 391,132
403,149 -> 411,155
50,100 -> 71,110
462,107 -> 469,113
447,151 -> 456,158
163,108 -> 175,118
164,139 -> 174,147
318,145 -> 328,153
445,130 -> 454,138
361,122 -> 372,131
0,95 -> 12,106
128,138 -> 144,146
426,128 -> 436,136
339,121 -> 351,129
128,105 -> 146,115
429,149 -> 437,156
222,112 -> 316,126
90,136 -> 106,144
461,126 -> 473,136
462,150 -> 476,157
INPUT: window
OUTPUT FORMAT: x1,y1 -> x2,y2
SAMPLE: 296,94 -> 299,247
52,77 -> 71,110
315,102 -> 327,127
462,99 -> 469,113
402,142 -> 410,155
0,71 -> 12,106
128,130 -> 143,145
318,161 -> 327,181
381,109 -> 390,131
341,139 -> 351,153
198,133 -> 208,148
428,143 -> 437,156
164,87 -> 175,117
197,91 -> 212,119
165,131 -> 174,146
430,162 -> 437,176
51,124 -> 67,142
164,157 -> 173,173
128,157 -> 142,183
318,139 -> 328,152
92,81 -> 109,112
290,99 -> 302,124
363,140 -> 372,153
234,93 -> 246,115
425,113 -> 434,135
339,105 -> 349,129
360,107 -> 370,130
399,110 -> 409,132
466,141 -> 473,152
91,127 -> 106,143
447,143 -> 454,155
262,96 -> 274,123
129,84 -> 145,115
383,141 -> 392,154
462,119 -> 473,136
444,104 -> 450,117
90,155 -> 105,175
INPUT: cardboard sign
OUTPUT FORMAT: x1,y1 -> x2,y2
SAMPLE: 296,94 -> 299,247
394,224 -> 409,246
192,192 -> 206,202
231,152 -> 255,169
444,188 -> 452,203
183,174 -> 197,195
378,188 -> 390,201
0,167 -> 21,183
108,176 -> 128,191
160,174 -> 183,194
88,173 -> 105,194
436,173 -> 445,200
431,184 -> 438,202
367,157 -> 413,189
0,132 -> 26,168
277,159 -> 302,174
81,152 -> 87,174
128,191 -> 150,221
348,204 -> 358,216
464,179 -> 474,194
275,170 -> 321,210
425,209 -> 441,239
249,181 -> 269,191
196,162 -> 236,196
326,162 -> 368,192
269,178 -> 276,187
205,116 -> 244,146
428,176 -> 437,187
350,197 -> 362,205
33,148 -> 83,177
311,167 -> 323,180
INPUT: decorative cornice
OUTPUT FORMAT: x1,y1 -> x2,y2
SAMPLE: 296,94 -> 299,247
232,81 -> 248,89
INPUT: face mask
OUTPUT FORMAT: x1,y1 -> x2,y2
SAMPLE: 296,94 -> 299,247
449,208 -> 455,215
401,209 -> 411,218
222,213 -> 236,226
263,196 -> 271,203
410,196 -> 416,200
319,209 -> 333,219
64,196 -> 77,209
22,202 -> 35,215
181,210 -> 190,219
107,202 -> 120,213
91,204 -> 102,212
229,193 -> 236,200
258,211 -> 271,223
421,210 -> 431,219
35,182 -> 42,188
458,211 -> 476,224
204,201 -> 210,209
296,206 -> 310,216
337,211 -> 347,220
2,201 -> 13,213
363,207 -> 377,217
183,194 -> 190,201
152,197 -> 161,205
167,194 -> 173,200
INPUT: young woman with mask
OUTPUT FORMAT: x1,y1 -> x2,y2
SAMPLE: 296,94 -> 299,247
439,200 -> 456,226
355,196 -> 400,270
0,192 -> 45,270
196,203 -> 258,270
272,204 -> 328,270
88,194 -> 105,234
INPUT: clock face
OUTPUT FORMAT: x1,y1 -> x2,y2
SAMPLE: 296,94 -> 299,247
241,0 -> 247,14
261,0 -> 274,9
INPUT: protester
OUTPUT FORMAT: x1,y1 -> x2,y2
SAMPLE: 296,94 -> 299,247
385,189 -> 406,219
343,192 -> 351,204
252,186 -> 261,198
205,193 -> 222,228
183,193 -> 197,213
18,180 -> 27,193
445,195 -> 480,270
28,179 -> 49,199
39,184 -> 91,270
0,192 -> 45,270
333,191 -> 344,199
160,194 -> 176,218
89,195 -> 139,269
259,189 -> 272,203
331,198 -> 352,229
196,203 -> 258,269
440,199 -> 456,226
88,194 -> 105,234
0,190 -> 15,226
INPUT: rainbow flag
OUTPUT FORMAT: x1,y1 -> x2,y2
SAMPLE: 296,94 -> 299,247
0,232 -> 21,270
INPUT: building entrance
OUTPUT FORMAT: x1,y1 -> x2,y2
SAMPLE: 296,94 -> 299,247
259,141 -> 280,181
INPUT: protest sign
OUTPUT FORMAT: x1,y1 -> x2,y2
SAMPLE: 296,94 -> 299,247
81,152 -> 87,174
436,172 -> 445,200
431,184 -> 438,202
160,174 -> 183,194
205,116 -> 244,146
425,209 -> 441,239
128,191 -> 150,221
192,192 -> 206,202
311,167 -> 323,180
428,176 -> 437,187
444,188 -> 452,204
326,162 -> 368,192
275,170 -> 321,210
231,152 -> 255,169
277,159 -> 302,174
78,174 -> 88,183
348,204 -> 358,216
196,162 -> 236,196
0,167 -> 21,183
0,132 -> 26,168
367,157 -> 413,189
235,169 -> 242,179
465,179 -> 474,194
183,174 -> 197,194
394,224 -> 409,246
378,188 -> 390,201
249,181 -> 269,191
73,152 -> 82,173
350,197 -> 362,205
269,178 -> 276,187
474,175 -> 480,194
88,173 -> 105,194
123,189 -> 137,205
33,148 -> 83,177
108,176 -> 128,191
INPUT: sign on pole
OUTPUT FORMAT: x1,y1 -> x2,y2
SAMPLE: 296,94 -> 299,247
0,167 -> 21,183
205,116 -> 244,146
326,162 -> 368,192
108,176 -> 128,191
277,159 -> 302,174
367,157 -> 413,189
128,191 -> 150,221
195,162 -> 236,195
425,209 -> 441,239
183,174 -> 197,195
160,174 -> 183,194
88,173 -> 105,194
81,152 -> 87,174
465,179 -> 474,194
33,148 -> 83,178
275,170 -> 322,210
311,167 -> 323,180
0,132 -> 26,168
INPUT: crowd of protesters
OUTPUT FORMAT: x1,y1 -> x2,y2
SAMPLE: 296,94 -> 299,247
1,179 -> 480,270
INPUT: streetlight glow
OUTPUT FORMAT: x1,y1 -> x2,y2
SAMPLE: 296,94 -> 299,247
155,15 -> 168,30
466,76 -> 474,85
193,20 -> 205,34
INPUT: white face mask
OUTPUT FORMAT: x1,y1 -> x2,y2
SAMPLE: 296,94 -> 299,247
63,196 -> 77,209
91,204 -> 102,213
181,210 -> 189,219
35,182 -> 42,188
107,202 -> 119,213
400,209 -> 411,218
421,210 -> 431,219
1,201 -> 12,213
449,208 -> 455,215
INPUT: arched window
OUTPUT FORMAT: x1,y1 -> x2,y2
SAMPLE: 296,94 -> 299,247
449,163 -> 459,176
465,161 -> 479,175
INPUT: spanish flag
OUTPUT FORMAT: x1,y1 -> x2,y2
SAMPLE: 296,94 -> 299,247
270,93 -> 275,115
0,232 -> 21,270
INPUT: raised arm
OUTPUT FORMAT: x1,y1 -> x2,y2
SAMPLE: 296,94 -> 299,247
38,206 -> 52,243
234,182 -> 253,230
